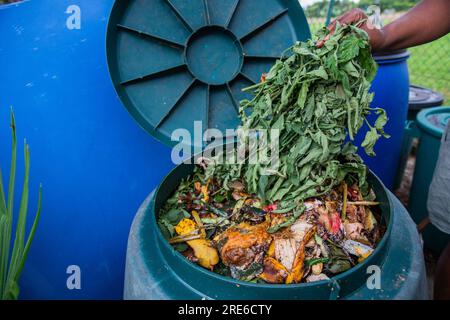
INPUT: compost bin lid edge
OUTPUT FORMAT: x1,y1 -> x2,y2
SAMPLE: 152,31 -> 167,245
106,0 -> 310,149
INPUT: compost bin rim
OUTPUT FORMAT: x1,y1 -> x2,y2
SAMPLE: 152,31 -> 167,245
417,106 -> 450,138
149,161 -> 393,293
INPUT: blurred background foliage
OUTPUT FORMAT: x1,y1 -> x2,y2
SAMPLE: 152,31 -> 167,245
305,0 -> 419,17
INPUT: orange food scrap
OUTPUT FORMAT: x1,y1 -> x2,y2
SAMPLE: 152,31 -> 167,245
285,226 -> 316,284
260,257 -> 289,283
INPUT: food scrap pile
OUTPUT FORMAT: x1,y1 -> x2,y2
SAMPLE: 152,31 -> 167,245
158,23 -> 388,284
160,177 -> 384,283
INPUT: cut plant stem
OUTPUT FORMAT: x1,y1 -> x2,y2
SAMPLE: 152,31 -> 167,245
347,201 -> 380,206
168,234 -> 202,244
191,210 -> 206,238
342,182 -> 348,220
168,229 -> 198,240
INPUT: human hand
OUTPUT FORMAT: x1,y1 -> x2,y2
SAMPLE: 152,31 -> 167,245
316,8 -> 386,52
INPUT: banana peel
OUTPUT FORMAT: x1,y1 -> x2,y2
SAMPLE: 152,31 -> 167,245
175,218 -> 219,269
267,240 -> 275,258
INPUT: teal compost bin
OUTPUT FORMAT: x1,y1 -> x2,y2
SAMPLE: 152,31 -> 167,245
395,85 -> 444,190
408,107 -> 450,254
105,1 -> 428,300
124,162 -> 428,300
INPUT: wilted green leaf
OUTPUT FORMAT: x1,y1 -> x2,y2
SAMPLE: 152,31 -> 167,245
361,127 -> 380,157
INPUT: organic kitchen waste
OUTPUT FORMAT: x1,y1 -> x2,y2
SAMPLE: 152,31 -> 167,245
158,23 -> 388,284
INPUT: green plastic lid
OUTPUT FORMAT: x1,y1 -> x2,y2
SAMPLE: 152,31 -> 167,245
417,106 -> 450,138
106,0 -> 311,148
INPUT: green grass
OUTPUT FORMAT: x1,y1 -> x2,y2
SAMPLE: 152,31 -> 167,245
408,35 -> 450,105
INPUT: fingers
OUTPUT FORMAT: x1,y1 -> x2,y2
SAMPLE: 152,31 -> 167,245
337,8 -> 367,27
327,20 -> 337,34
316,34 -> 330,48
317,8 -> 368,48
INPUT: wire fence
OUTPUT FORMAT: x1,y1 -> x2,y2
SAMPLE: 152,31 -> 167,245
305,7 -> 450,105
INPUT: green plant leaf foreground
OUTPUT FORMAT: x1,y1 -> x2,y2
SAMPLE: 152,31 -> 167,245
202,23 -> 388,209
1,110 -> 42,300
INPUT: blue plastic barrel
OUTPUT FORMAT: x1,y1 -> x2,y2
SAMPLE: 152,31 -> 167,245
355,51 -> 410,190
0,0 -> 174,299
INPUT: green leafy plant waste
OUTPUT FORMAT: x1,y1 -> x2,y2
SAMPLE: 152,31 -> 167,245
203,23 -> 389,211
0,110 -> 42,300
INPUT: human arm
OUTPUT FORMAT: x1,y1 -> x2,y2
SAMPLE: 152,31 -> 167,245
317,0 -> 450,52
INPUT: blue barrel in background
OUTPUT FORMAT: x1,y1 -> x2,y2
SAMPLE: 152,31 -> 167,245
0,0 -> 174,299
356,51 -> 410,190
